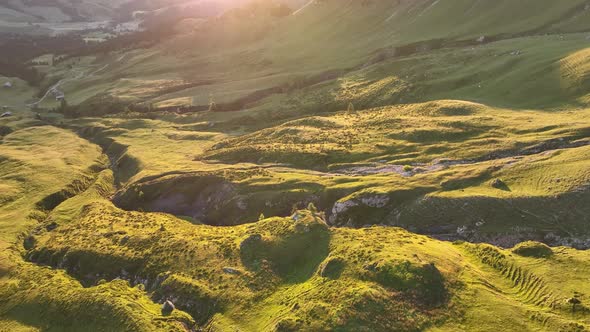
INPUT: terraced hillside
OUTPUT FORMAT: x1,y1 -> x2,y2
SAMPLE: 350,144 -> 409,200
1,0 -> 590,331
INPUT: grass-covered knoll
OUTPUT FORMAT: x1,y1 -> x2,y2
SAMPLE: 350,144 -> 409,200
1,259 -> 194,332
244,34 -> 590,119
204,100 -> 590,169
23,184 -> 590,330
512,241 -> 554,258
0,126 -> 104,250
57,98 -> 590,242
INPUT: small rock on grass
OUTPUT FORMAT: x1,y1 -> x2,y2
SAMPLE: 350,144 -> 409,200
223,267 -> 241,275
490,178 -> 506,189
161,300 -> 175,315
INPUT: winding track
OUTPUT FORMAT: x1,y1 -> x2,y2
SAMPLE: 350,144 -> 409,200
26,63 -> 109,108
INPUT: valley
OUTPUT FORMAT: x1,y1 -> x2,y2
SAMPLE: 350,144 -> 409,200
1,0 -> 590,331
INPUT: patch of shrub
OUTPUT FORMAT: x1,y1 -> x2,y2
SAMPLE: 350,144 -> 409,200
368,260 -> 447,305
0,126 -> 12,137
239,233 -> 264,262
240,215 -> 330,280
23,235 -> 36,250
274,318 -> 303,332
319,256 -> 345,279
154,274 -> 218,324
512,241 -> 553,258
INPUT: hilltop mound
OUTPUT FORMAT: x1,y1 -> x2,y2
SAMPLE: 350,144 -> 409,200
512,241 -> 554,258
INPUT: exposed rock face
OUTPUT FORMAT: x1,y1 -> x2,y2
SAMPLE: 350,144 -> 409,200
431,228 -> 590,250
222,267 -> 241,275
113,173 -> 323,226
490,178 -> 506,189
161,300 -> 175,315
236,198 -> 248,210
331,199 -> 359,217
544,233 -> 590,249
360,195 -> 390,208
329,194 -> 390,225
113,175 -> 239,225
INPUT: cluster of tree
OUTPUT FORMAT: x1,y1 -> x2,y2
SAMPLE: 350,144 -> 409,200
20,0 -> 85,21
70,24 -> 177,58
0,60 -> 44,86
0,21 -> 174,84
0,33 -> 87,84
0,33 -> 86,64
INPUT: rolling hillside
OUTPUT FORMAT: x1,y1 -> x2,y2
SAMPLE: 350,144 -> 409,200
33,0 -> 590,111
0,0 -> 307,34
1,0 -> 590,331
0,0 -> 129,23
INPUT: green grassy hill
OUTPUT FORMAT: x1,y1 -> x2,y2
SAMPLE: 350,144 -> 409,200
36,0 -> 590,111
0,124 -> 193,331
2,0 -> 590,331
0,0 -> 130,34
0,0 -> 306,35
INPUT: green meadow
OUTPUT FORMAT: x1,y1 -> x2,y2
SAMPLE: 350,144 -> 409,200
1,0 -> 590,331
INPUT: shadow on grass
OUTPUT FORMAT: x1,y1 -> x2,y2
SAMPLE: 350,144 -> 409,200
240,217 -> 331,283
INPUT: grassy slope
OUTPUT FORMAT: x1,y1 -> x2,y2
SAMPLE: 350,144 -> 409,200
1,0 -> 590,331
42,0 -> 590,110
23,184 -> 590,330
0,0 -> 130,23
0,76 -> 35,108
63,98 -> 590,241
0,124 -> 193,331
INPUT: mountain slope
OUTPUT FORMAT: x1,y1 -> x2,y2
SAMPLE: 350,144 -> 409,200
0,0 -> 130,23
1,1 -> 590,331
35,0 -> 590,112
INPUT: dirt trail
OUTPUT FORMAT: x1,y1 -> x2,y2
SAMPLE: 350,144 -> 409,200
26,64 -> 109,108
26,70 -> 84,107
292,0 -> 316,15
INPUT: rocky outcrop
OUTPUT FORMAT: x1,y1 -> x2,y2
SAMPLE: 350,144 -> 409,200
113,174 -> 240,225
161,300 -> 175,315
490,178 -> 506,189
329,193 -> 390,226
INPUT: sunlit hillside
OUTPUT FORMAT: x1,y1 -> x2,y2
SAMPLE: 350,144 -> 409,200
1,0 -> 590,331
31,0 -> 590,111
